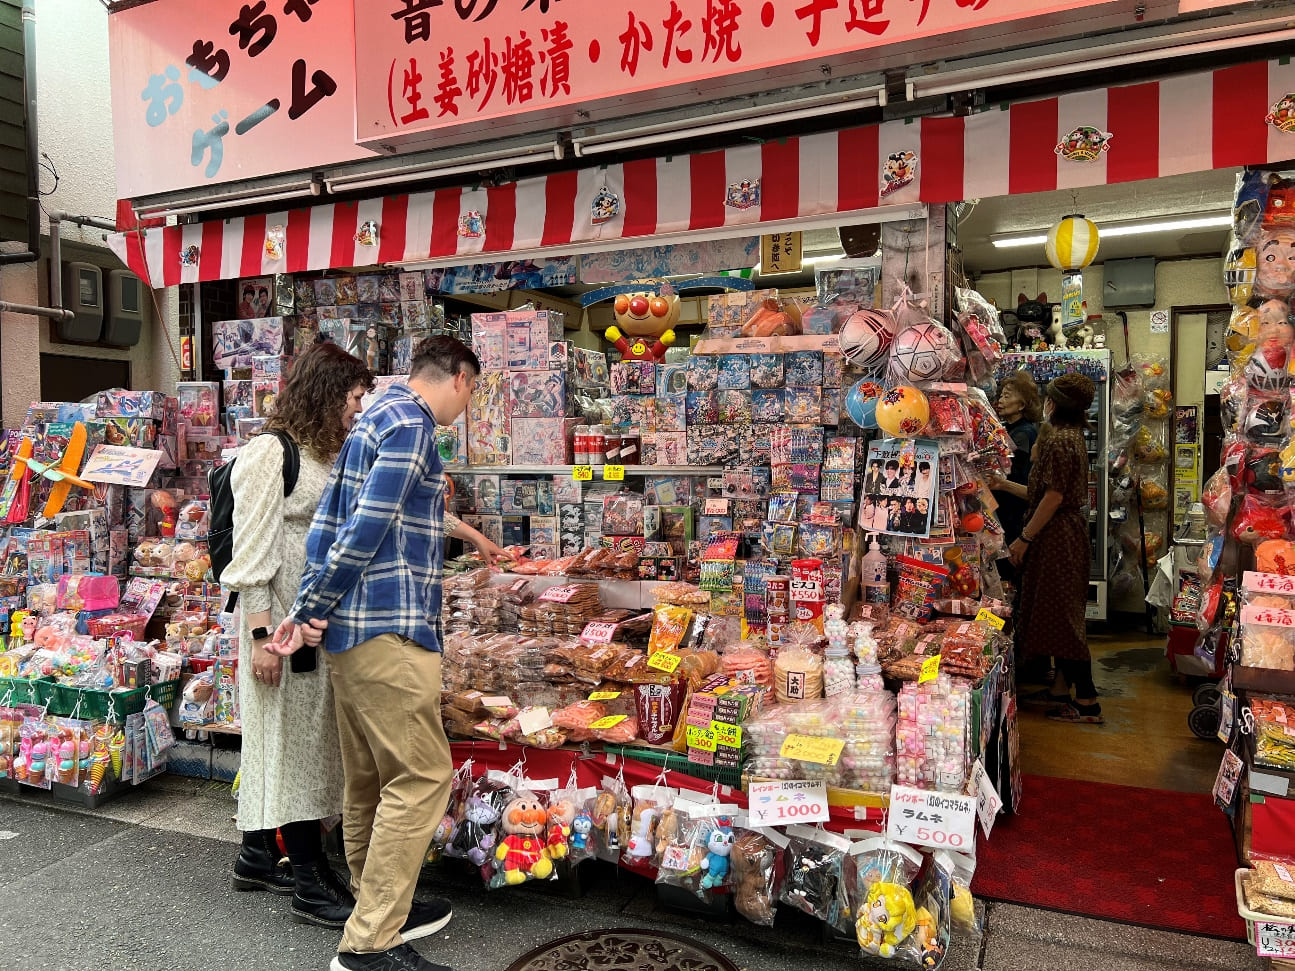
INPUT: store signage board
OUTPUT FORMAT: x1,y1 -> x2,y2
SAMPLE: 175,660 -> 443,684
81,446 -> 165,488
747,780 -> 829,828
760,233 -> 802,274
109,0 -> 372,198
887,785 -> 976,852
354,0 -> 1117,147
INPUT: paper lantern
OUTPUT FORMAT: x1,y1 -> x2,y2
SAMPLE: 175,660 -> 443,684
1045,214 -> 1099,270
875,385 -> 930,438
845,379 -> 885,428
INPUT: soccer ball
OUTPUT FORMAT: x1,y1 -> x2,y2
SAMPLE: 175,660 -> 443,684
838,308 -> 896,370
844,379 -> 885,428
890,322 -> 957,383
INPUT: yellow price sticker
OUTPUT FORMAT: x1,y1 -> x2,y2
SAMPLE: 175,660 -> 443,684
589,714 -> 627,731
588,691 -> 621,701
779,734 -> 845,765
647,651 -> 682,673
976,608 -> 1006,630
919,655 -> 942,684
603,464 -> 626,481
572,465 -> 593,481
686,724 -> 717,752
711,721 -> 742,749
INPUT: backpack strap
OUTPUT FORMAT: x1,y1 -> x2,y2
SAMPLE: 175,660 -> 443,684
270,430 -> 300,496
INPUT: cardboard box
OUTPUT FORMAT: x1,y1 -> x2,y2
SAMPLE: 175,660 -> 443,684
510,418 -> 575,465
509,370 -> 567,418
95,390 -> 167,420
211,317 -> 292,369
471,312 -> 507,370
467,370 -> 511,466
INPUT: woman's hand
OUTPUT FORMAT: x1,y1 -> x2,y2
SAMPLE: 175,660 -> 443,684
986,472 -> 1008,491
1008,538 -> 1029,567
474,535 -> 507,567
251,637 -> 283,687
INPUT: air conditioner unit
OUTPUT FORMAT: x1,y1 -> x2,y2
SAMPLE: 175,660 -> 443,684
105,269 -> 144,346
58,262 -> 104,343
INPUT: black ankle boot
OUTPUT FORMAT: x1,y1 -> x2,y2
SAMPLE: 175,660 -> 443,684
290,860 -> 356,928
232,829 -> 294,895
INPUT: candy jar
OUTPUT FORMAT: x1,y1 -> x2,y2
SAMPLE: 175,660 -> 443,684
851,622 -> 879,665
823,604 -> 854,696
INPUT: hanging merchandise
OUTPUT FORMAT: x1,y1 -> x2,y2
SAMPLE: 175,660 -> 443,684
1045,214 -> 1100,270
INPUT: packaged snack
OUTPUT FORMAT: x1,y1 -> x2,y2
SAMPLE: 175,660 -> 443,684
773,644 -> 824,703
647,604 -> 693,654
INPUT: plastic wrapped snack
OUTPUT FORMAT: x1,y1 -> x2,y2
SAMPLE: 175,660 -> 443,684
773,644 -> 824,703
647,604 -> 693,654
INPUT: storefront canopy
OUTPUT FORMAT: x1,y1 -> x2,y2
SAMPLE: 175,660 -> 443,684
109,57 -> 1295,289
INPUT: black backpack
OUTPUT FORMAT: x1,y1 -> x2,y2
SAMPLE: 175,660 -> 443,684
207,430 -> 300,600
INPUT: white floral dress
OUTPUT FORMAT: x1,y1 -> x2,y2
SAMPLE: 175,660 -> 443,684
222,433 -> 344,831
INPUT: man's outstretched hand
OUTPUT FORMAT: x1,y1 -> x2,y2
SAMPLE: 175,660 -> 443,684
265,616 -> 328,656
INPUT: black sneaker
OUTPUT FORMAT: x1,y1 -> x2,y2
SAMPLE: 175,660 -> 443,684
401,897 -> 453,941
330,943 -> 455,971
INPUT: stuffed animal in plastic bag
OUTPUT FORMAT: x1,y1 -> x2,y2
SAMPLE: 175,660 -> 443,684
450,794 -> 503,867
1231,495 -> 1290,546
545,797 -> 575,861
495,796 -> 555,885
624,801 -> 659,862
699,818 -> 735,890
569,811 -> 593,853
857,882 -> 918,958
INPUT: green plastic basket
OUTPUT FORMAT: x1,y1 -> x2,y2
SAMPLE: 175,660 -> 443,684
0,675 -> 54,707
47,678 -> 180,723
605,744 -> 744,790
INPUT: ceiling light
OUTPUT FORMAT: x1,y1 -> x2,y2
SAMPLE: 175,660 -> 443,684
992,213 -> 1231,249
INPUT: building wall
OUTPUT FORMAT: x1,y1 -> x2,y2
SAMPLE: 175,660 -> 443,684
0,0 -> 180,428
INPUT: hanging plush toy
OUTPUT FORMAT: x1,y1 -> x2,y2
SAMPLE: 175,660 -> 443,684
699,818 -> 735,890
495,796 -> 556,885
857,882 -> 919,958
605,290 -> 679,362
1231,495 -> 1290,546
546,798 -> 575,861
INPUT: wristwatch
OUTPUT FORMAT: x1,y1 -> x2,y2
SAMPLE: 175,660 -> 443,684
251,626 -> 272,641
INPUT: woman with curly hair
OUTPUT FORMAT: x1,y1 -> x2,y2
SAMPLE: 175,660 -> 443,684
224,340 -> 375,925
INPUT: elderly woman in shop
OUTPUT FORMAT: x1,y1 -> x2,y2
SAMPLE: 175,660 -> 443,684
1005,374 -> 1102,724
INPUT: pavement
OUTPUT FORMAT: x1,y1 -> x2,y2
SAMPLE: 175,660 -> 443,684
0,776 -> 1266,971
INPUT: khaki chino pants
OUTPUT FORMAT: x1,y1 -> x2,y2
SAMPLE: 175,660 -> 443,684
326,633 -> 452,955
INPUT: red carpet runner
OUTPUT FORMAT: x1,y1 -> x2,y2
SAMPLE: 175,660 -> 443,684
971,774 -> 1246,940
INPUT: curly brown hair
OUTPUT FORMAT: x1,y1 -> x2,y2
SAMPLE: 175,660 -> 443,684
262,340 -> 374,459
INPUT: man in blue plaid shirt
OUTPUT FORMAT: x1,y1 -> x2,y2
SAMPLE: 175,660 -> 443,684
271,336 -> 503,971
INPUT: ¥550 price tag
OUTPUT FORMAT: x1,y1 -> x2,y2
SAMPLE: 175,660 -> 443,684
571,465 -> 593,481
603,464 -> 625,481
747,780 -> 830,827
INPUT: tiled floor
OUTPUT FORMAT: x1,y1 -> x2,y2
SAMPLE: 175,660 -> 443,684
1016,629 -> 1222,794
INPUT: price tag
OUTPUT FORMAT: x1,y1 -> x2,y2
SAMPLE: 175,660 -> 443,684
572,465 -> 593,481
975,608 -> 1006,630
1217,688 -> 1236,743
648,651 -> 682,674
660,844 -> 690,871
747,780 -> 830,827
686,724 -> 717,752
779,734 -> 845,765
581,621 -> 619,643
711,721 -> 742,749
588,714 -> 627,731
918,655 -> 941,684
539,584 -> 580,603
588,691 -> 621,701
516,706 -> 552,736
886,784 -> 977,851
971,759 -> 1003,839
1256,920 -> 1295,958
603,464 -> 625,481
704,498 -> 731,515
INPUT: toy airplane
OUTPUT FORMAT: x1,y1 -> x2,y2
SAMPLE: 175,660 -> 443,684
3,422 -> 95,521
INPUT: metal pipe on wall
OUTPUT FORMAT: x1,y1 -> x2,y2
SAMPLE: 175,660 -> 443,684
0,299 -> 72,321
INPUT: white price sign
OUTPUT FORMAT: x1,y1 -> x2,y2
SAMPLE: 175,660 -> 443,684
746,780 -> 830,828
1256,920 -> 1295,958
971,760 -> 1003,839
887,785 -> 976,851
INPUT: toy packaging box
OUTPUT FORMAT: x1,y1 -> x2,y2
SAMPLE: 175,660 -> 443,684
504,311 -> 564,370
510,418 -> 576,465
95,390 -> 168,420
223,381 -> 253,411
467,371 -> 511,466
252,378 -> 284,418
509,370 -> 568,418
570,347 -> 610,388
176,382 -> 220,430
472,313 -> 507,370
251,355 -> 290,380
211,317 -> 292,369
435,417 -> 468,465
104,417 -> 158,449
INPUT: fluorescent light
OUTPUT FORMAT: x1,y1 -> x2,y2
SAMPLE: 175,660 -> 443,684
135,184 -> 321,220
991,213 -> 1232,249
325,145 -> 564,195
573,89 -> 884,157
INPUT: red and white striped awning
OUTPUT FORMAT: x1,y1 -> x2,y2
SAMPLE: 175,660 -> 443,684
109,56 -> 1295,288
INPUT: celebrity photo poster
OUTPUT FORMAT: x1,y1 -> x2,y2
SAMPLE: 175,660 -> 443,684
859,438 -> 939,538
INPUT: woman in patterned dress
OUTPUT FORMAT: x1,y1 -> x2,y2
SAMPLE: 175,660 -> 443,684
1007,374 -> 1102,724
224,341 -> 375,923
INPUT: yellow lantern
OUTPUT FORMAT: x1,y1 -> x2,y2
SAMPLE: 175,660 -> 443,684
1045,214 -> 1100,270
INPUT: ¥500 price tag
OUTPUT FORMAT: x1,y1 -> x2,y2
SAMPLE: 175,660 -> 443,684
603,464 -> 625,481
571,465 -> 593,481
581,621 -> 618,643
648,651 -> 682,673
887,784 -> 976,851
780,734 -> 844,765
747,780 -> 829,827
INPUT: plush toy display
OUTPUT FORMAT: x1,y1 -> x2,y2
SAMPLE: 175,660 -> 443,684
569,811 -> 593,853
448,786 -> 507,867
730,829 -> 779,926
625,802 -> 659,861
699,818 -> 735,890
495,796 -> 556,885
857,882 -> 919,958
605,290 -> 679,362
1231,495 -> 1289,546
546,798 -> 575,861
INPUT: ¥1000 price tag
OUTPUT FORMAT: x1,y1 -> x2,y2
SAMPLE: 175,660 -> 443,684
887,784 -> 976,851
571,465 -> 593,481
603,464 -> 625,481
747,780 -> 830,827
779,734 -> 844,765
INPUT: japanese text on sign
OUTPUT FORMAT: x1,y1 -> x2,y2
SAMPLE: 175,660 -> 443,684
571,465 -> 593,481
1242,605 -> 1295,628
356,0 -> 1117,143
918,655 -> 941,684
648,651 -> 683,673
975,608 -> 1006,630
887,784 -> 976,851
603,464 -> 626,481
580,621 -> 618,643
1244,572 -> 1295,595
1256,921 -> 1295,959
780,734 -> 844,765
81,446 -> 165,489
686,724 -> 717,752
111,0 -> 371,197
539,584 -> 581,602
747,780 -> 829,827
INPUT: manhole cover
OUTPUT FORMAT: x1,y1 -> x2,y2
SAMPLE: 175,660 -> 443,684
506,928 -> 740,971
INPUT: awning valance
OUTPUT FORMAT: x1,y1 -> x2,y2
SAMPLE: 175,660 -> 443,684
109,56 -> 1295,289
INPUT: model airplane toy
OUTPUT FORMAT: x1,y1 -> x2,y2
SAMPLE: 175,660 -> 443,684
0,422 -> 95,523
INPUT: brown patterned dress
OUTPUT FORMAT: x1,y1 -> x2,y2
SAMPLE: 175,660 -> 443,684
1017,426 -> 1091,662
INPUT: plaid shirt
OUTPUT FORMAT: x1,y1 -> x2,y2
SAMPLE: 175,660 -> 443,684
291,384 -> 447,654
